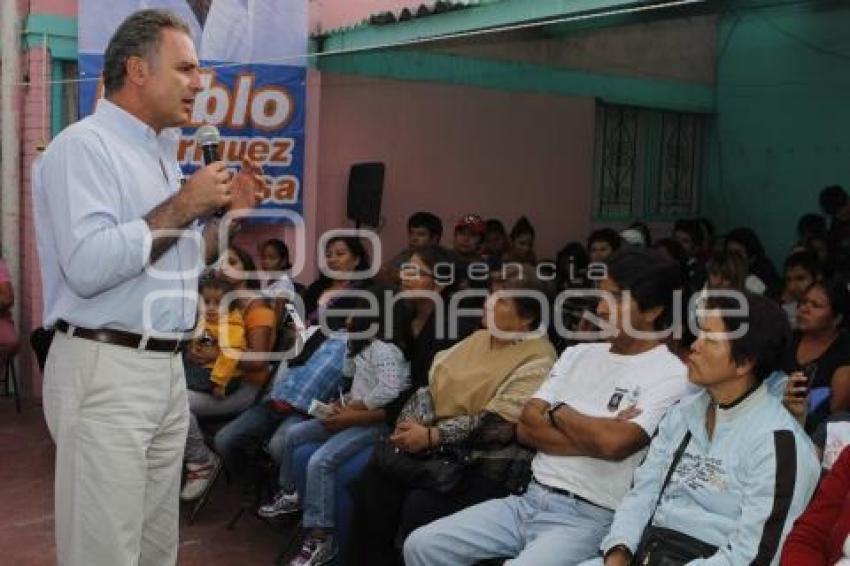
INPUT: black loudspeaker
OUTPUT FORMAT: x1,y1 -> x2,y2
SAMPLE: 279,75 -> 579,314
346,162 -> 385,227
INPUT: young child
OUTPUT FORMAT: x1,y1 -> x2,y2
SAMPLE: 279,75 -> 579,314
184,277 -> 247,398
258,292 -> 411,566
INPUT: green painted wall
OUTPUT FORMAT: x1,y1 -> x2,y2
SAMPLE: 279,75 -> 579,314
319,50 -> 715,113
22,14 -> 77,60
703,0 -> 850,263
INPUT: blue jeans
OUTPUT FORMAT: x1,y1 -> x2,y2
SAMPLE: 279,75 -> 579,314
403,481 -> 614,566
213,402 -> 307,476
276,418 -> 385,529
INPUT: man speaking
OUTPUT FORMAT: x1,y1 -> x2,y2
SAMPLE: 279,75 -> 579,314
33,9 -> 260,565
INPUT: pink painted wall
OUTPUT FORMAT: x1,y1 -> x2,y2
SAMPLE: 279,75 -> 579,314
29,0 -> 76,18
315,73 -> 595,263
20,48 -> 52,398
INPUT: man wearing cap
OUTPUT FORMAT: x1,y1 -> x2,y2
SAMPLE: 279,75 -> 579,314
451,213 -> 487,265
33,9 -> 260,565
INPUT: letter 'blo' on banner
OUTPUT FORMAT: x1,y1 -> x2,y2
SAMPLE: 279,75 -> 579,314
77,0 -> 308,220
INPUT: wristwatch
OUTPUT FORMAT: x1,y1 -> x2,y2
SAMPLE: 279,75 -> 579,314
604,543 -> 633,561
547,401 -> 566,430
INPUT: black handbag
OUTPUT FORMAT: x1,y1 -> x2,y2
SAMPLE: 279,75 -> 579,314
633,526 -> 718,565
632,431 -> 718,565
373,434 -> 471,494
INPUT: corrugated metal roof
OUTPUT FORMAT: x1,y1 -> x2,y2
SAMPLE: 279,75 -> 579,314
319,0 -> 504,37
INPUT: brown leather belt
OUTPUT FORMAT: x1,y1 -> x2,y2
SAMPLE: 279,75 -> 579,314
56,320 -> 188,353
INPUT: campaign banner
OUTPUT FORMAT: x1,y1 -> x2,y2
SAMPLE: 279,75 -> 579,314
77,0 -> 308,219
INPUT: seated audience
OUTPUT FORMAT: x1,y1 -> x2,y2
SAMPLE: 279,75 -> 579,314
781,250 -> 822,328
257,237 -> 300,329
403,249 -> 688,565
213,328 -> 349,500
388,246 -> 481,422
303,236 -> 371,326
503,216 -> 537,265
587,228 -> 622,264
349,273 -> 558,566
260,288 -> 411,565
481,219 -> 510,261
694,216 -> 717,261
725,227 -> 781,297
820,185 -> 850,255
672,218 -> 708,292
620,227 -> 646,248
628,221 -> 653,247
673,218 -> 703,259
259,238 -> 293,290
555,242 -> 590,292
450,213 -> 486,265
786,279 -> 850,432
806,233 -> 832,274
272,247 -> 479,565
653,238 -> 689,281
181,247 -> 276,499
214,237 -> 371,494
782,446 -> 850,565
705,250 -> 748,291
797,213 -> 828,249
183,277 -> 246,398
554,242 -> 593,346
377,211 -> 443,285
588,293 -> 819,566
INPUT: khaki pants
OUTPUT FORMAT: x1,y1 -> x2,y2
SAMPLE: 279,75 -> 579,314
43,331 -> 189,566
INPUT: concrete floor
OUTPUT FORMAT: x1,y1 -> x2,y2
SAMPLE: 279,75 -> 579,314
0,397 -> 293,566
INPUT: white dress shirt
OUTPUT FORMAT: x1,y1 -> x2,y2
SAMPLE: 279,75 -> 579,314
34,99 -> 204,335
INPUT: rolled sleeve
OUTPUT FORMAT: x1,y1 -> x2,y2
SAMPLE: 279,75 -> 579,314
66,218 -> 152,298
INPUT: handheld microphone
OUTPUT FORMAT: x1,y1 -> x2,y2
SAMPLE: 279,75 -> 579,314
196,124 -> 221,165
195,125 -> 225,218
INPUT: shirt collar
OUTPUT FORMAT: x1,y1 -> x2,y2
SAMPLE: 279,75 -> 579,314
94,99 -> 161,144
715,382 -> 768,422
687,382 -> 770,435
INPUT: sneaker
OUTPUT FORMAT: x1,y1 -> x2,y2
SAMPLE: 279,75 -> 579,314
290,535 -> 337,566
180,453 -> 222,501
257,489 -> 300,519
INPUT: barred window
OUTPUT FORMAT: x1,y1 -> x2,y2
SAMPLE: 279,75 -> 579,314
593,102 -> 706,221
593,104 -> 643,219
650,111 -> 704,217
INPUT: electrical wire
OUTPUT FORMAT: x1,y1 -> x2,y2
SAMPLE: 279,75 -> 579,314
1,0 -> 708,87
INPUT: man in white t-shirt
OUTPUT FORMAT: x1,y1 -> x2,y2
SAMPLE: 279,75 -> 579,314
404,249 -> 689,565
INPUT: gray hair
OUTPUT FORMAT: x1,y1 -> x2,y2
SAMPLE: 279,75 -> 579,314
102,9 -> 191,97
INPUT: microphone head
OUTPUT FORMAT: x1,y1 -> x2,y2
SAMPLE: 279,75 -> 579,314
196,124 -> 221,147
